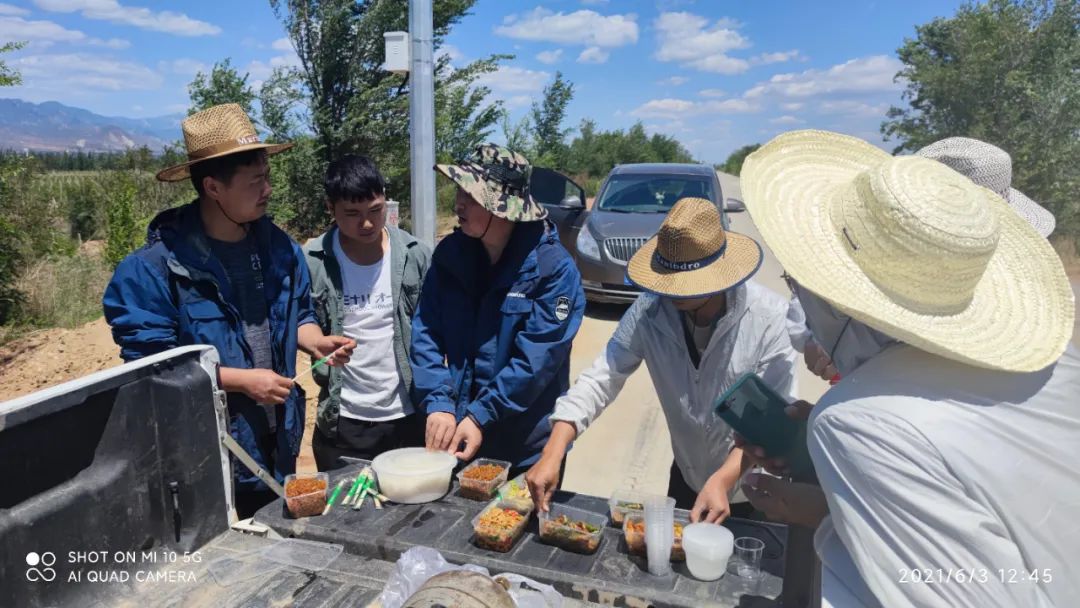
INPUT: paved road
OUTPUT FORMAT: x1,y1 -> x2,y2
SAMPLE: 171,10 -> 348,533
561,172 -> 829,498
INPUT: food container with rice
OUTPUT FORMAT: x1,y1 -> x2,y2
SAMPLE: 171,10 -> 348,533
496,473 -> 534,513
623,512 -> 690,561
456,458 -> 511,501
538,503 -> 607,554
471,500 -> 531,553
284,472 -> 329,518
371,448 -> 457,504
608,489 -> 651,526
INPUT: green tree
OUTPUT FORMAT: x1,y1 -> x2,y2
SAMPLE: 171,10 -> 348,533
717,144 -> 761,176
0,41 -> 25,87
530,71 -> 574,166
105,173 -> 140,269
259,67 -> 303,142
188,59 -> 257,116
501,114 -> 533,157
269,0 -> 505,234
883,0 -> 1080,241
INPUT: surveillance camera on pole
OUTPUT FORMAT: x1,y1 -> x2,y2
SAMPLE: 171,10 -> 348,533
383,0 -> 436,249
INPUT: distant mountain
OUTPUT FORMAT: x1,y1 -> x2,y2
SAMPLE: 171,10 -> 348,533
0,99 -> 184,153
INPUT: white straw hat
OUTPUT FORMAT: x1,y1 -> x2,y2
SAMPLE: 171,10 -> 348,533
916,137 -> 1056,238
741,130 -> 1073,373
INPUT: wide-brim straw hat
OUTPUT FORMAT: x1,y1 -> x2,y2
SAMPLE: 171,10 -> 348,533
627,197 -> 763,298
435,142 -> 548,222
916,137 -> 1056,238
741,130 -> 1073,373
156,103 -> 293,182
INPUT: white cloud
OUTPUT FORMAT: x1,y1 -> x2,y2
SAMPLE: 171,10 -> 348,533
0,15 -> 129,48
631,97 -> 759,119
817,100 -> 890,117
504,95 -> 533,110
536,49 -> 563,65
475,65 -> 549,94
577,46 -> 609,64
0,3 -> 29,15
438,43 -> 463,63
743,55 -> 902,99
654,12 -> 750,74
159,58 -> 208,76
33,0 -> 221,37
13,52 -> 163,91
496,8 -> 638,48
753,50 -> 804,65
699,88 -> 726,98
769,115 -> 804,125
781,102 -> 804,111
271,37 -> 293,52
656,76 -> 689,86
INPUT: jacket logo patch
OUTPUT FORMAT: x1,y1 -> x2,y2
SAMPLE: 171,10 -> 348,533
555,296 -> 571,322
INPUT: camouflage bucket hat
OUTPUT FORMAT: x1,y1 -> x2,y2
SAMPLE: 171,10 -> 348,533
435,143 -> 548,222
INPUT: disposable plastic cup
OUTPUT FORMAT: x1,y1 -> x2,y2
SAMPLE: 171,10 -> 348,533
733,537 -> 765,579
644,496 -> 675,576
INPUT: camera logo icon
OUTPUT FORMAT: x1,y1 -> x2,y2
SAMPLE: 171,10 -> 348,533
26,552 -> 57,582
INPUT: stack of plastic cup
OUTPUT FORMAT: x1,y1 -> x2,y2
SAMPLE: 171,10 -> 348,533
644,496 -> 676,576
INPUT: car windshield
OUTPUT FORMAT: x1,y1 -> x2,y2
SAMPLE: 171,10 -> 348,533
595,174 -> 715,213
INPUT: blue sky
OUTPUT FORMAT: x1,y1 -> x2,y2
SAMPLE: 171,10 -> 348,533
1,0 -> 968,161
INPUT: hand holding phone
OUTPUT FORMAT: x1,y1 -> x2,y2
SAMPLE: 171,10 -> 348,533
714,374 -> 813,477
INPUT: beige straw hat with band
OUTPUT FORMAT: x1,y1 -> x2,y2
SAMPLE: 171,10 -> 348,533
741,129 -> 1073,373
156,103 -> 293,182
627,197 -> 763,298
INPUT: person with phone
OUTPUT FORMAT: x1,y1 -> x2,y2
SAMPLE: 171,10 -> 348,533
526,197 -> 798,523
738,130 -> 1079,607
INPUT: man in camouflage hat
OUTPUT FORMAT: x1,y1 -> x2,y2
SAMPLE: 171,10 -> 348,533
410,143 -> 585,478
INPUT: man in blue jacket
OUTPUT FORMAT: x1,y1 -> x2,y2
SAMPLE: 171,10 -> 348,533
411,143 -> 585,476
103,104 -> 354,518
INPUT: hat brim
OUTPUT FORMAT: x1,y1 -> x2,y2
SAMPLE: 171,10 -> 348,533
156,142 -> 294,182
741,129 -> 1073,372
626,231 -> 763,298
1007,187 -> 1056,238
435,163 -> 548,222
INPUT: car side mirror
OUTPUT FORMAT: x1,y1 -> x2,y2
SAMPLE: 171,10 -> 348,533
559,195 -> 584,209
724,197 -> 746,212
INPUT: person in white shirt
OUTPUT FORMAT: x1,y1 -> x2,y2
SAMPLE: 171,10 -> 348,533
526,197 -> 798,523
737,130 -> 1078,607
303,155 -> 432,470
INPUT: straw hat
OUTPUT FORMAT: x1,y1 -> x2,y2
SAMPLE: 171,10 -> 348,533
916,137 -> 1056,237
435,143 -> 547,222
156,103 -> 293,182
627,197 -> 763,298
741,130 -> 1073,373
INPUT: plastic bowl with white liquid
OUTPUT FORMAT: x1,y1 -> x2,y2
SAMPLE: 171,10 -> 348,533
681,523 -> 734,581
371,448 -> 457,504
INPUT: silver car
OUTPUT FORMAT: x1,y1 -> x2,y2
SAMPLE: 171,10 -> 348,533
532,163 -> 739,303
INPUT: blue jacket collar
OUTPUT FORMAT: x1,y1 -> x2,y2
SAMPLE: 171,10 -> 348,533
437,220 -> 554,290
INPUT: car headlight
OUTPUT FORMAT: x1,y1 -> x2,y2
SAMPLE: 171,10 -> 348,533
576,226 -> 602,261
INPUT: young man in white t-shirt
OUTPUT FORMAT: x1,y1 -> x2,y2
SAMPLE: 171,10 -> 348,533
303,155 -> 432,470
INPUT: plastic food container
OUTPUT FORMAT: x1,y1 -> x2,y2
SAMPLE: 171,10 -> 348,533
371,448 -> 457,504
538,503 -> 607,554
623,512 -> 690,561
496,473 -> 534,513
682,523 -> 734,581
284,472 -> 329,518
457,458 -> 511,501
608,490 -> 650,526
471,500 -> 531,553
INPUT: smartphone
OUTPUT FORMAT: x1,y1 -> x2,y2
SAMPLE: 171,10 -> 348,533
714,373 -> 813,477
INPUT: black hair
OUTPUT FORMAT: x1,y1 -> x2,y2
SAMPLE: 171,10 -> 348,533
190,149 -> 268,197
324,154 -> 386,204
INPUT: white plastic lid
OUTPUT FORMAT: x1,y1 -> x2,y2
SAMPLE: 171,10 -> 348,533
371,447 -> 456,477
682,523 -> 735,558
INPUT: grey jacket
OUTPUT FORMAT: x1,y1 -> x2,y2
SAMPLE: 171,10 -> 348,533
302,226 -> 432,438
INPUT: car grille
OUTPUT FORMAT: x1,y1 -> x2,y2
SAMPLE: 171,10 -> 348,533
604,237 -> 649,264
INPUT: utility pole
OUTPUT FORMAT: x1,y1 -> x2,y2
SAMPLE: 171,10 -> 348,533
409,0 -> 436,249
